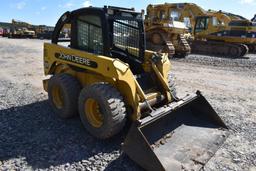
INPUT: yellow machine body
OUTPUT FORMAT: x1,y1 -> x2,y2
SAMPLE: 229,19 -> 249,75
43,43 -> 171,121
151,3 -> 256,56
8,19 -> 36,38
43,6 -> 228,171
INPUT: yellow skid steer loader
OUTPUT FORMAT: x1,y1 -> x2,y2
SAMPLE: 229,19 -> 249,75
43,6 -> 228,171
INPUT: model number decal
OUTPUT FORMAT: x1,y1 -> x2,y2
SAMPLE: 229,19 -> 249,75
55,52 -> 98,68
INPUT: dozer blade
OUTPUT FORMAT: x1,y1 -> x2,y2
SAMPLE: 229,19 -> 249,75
122,91 -> 228,171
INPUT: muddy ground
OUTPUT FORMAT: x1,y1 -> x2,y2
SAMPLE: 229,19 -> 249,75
0,38 -> 255,171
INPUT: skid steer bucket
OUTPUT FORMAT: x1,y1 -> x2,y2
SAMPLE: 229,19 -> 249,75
122,91 -> 228,171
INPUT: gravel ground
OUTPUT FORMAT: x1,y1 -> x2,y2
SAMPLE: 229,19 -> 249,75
172,55 -> 256,171
0,37 -> 255,171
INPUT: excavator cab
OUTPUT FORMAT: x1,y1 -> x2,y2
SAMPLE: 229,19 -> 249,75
194,16 -> 209,33
44,6 -> 228,171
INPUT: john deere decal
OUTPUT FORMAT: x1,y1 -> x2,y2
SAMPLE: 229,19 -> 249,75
55,52 -> 98,68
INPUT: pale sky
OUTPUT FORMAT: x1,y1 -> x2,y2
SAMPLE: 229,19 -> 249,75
0,0 -> 255,26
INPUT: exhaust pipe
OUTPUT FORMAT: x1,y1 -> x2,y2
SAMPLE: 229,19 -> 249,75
122,91 -> 228,171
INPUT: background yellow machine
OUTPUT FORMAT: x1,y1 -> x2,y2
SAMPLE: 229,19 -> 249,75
43,6 -> 228,170
6,19 -> 56,39
8,19 -> 36,38
144,4 -> 191,58
155,3 -> 256,57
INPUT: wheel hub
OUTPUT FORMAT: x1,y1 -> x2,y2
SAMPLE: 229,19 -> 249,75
52,85 -> 64,109
85,98 -> 103,128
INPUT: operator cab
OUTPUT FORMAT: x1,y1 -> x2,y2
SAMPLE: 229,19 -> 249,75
194,16 -> 210,33
52,6 -> 145,74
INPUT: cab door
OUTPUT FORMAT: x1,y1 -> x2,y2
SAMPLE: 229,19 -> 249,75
72,14 -> 104,55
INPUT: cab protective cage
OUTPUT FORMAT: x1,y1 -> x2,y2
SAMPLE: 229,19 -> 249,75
51,6 -> 146,61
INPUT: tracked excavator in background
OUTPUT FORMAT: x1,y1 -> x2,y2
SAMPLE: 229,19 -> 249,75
162,3 -> 256,57
43,6 -> 228,170
144,4 -> 191,58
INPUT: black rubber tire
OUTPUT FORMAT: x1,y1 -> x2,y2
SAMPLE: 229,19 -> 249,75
79,83 -> 127,139
167,72 -> 178,99
48,73 -> 81,119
